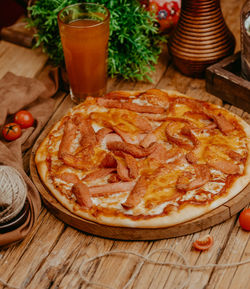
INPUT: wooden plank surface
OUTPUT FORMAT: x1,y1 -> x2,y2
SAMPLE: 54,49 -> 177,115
0,0 -> 249,288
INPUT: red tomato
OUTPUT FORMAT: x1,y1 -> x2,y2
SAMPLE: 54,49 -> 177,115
14,110 -> 34,129
239,208 -> 250,231
193,235 -> 214,251
2,123 -> 22,141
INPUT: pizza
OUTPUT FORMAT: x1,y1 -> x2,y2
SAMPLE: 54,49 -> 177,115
35,89 -> 250,228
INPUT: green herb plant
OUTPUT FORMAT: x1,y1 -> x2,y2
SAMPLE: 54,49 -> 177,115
27,0 -> 166,82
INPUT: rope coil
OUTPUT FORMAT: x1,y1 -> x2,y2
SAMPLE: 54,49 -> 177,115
0,166 -> 27,224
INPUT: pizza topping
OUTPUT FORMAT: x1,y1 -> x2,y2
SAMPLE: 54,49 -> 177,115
140,133 -> 157,148
228,150 -> 245,162
148,143 -> 175,163
90,181 -> 136,197
207,159 -> 240,175
108,174 -> 121,183
122,176 -> 148,209
124,153 -> 138,179
59,153 -> 94,170
176,164 -> 210,191
134,115 -> 153,132
71,182 -> 93,208
57,172 -> 79,184
58,119 -> 76,158
142,113 -> 168,122
96,127 -> 113,144
107,141 -> 157,158
83,168 -> 116,182
193,235 -> 214,251
77,117 -> 97,150
99,153 -> 117,168
209,113 -> 235,135
112,126 -> 136,144
117,158 -> 131,181
165,122 -> 193,150
180,126 -> 200,146
103,90 -> 140,99
97,98 -> 165,114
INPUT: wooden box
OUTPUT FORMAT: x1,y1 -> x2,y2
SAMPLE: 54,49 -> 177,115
206,52 -> 250,112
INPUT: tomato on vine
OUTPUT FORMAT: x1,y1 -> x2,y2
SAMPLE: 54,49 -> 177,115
2,123 -> 22,141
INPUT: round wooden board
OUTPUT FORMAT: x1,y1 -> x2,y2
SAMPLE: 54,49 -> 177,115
30,121 -> 250,241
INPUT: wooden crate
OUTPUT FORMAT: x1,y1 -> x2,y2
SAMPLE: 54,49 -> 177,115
206,52 -> 250,112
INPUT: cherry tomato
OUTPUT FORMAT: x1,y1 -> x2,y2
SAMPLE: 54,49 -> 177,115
239,208 -> 250,231
14,110 -> 34,129
193,235 -> 214,251
2,123 -> 22,141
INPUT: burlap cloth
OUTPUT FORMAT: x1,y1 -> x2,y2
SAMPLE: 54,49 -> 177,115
0,66 -> 59,247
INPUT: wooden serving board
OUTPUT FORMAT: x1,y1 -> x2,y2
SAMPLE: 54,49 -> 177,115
30,110 -> 250,240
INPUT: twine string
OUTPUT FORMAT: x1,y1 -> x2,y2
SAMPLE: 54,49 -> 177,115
1,247 -> 250,289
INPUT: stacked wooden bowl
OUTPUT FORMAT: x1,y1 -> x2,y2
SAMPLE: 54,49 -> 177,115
169,0 -> 235,78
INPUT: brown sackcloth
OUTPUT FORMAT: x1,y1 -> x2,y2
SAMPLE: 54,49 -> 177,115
0,66 -> 59,247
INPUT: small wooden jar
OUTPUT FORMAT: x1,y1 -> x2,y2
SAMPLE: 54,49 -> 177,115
169,0 -> 235,77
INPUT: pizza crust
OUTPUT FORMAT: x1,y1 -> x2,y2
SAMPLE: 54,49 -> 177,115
35,89 -> 250,228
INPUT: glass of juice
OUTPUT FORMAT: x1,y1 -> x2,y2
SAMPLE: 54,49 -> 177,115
58,3 -> 110,103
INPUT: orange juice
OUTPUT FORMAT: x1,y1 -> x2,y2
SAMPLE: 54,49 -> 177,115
58,4 -> 110,103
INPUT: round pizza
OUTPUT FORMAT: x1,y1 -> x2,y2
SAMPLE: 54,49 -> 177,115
35,89 -> 250,228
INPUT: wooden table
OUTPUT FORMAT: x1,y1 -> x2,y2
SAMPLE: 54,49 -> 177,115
0,1 -> 249,288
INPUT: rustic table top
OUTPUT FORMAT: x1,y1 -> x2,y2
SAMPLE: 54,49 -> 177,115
0,1 -> 249,288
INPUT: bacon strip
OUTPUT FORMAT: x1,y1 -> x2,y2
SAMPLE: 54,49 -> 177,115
72,182 -> 93,208
142,113 -> 168,122
108,174 -> 121,183
90,181 -> 136,197
207,159 -> 240,175
77,118 -> 97,149
107,141 -> 156,158
176,164 -> 211,191
122,176 -> 147,209
83,168 -> 115,182
97,98 -> 165,114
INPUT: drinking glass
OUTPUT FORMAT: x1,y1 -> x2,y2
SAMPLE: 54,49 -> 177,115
58,3 -> 110,103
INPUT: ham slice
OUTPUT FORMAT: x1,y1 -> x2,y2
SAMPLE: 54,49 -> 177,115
134,115 -> 152,132
140,133 -> 157,148
117,159 -> 131,181
107,141 -> 157,158
122,176 -> 147,209
60,153 -> 93,170
57,172 -> 79,184
90,181 -> 136,197
58,119 -> 77,158
124,153 -> 138,179
207,159 -> 240,175
72,182 -> 93,208
83,168 -> 115,182
97,98 -> 165,114
96,127 -> 113,144
103,90 -> 140,99
99,153 -> 117,168
165,123 -> 193,150
112,127 -> 135,144
209,113 -> 234,135
176,164 -> 211,191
